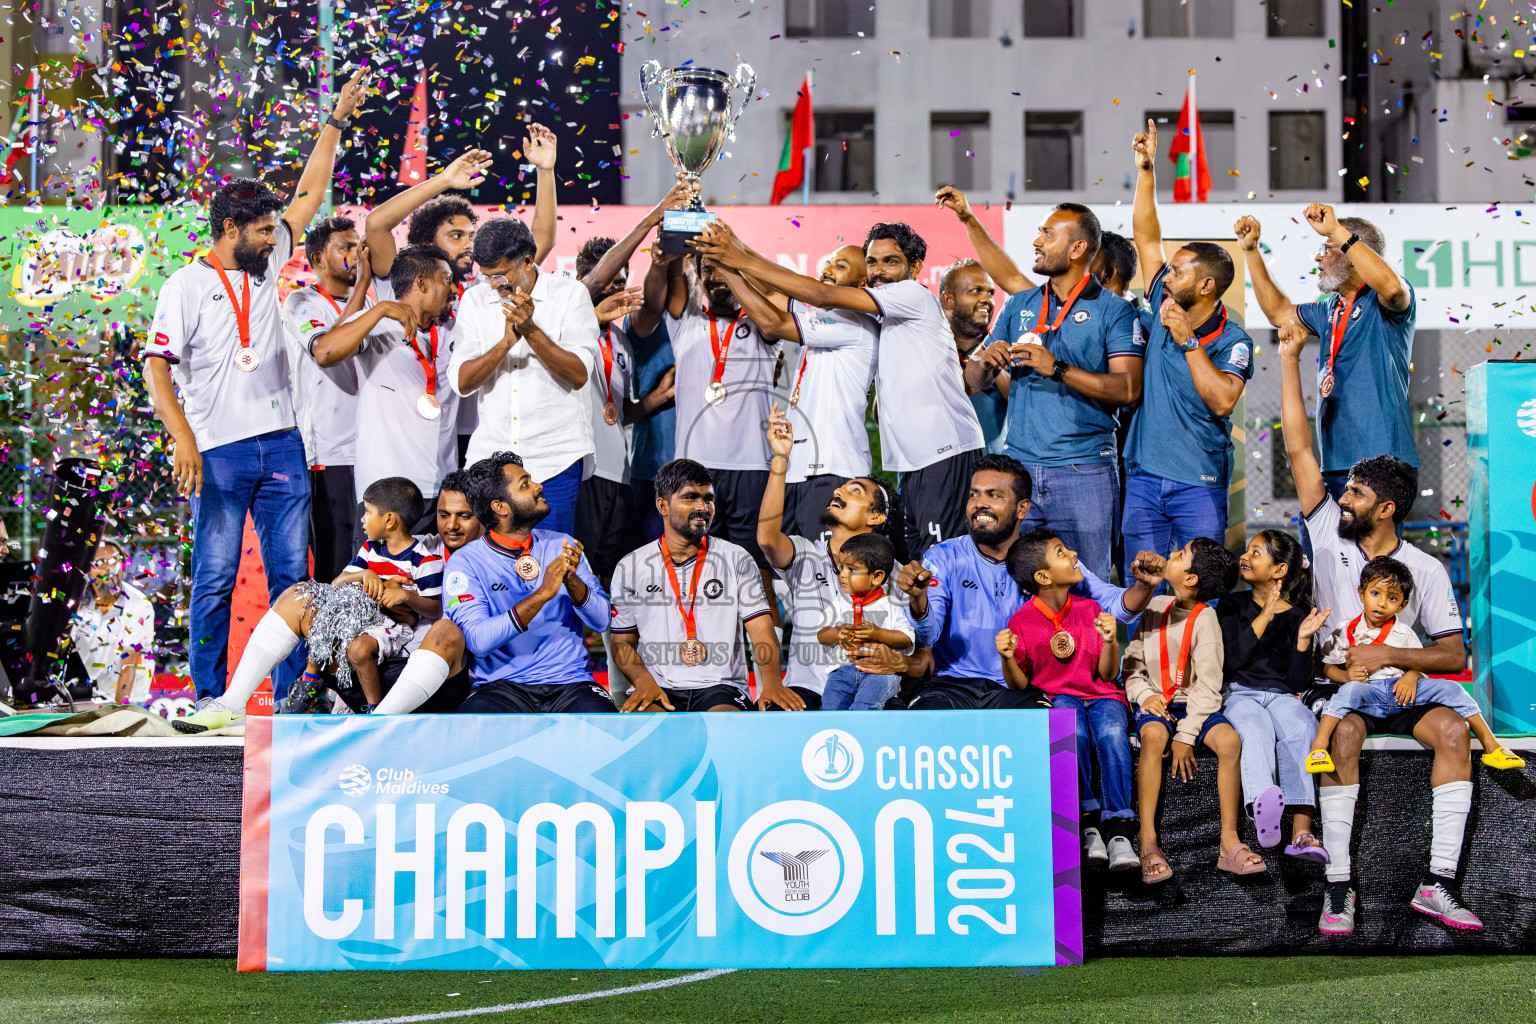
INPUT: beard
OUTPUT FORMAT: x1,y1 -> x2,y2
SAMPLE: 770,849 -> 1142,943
1335,502 -> 1376,543
1318,265 -> 1350,294
950,309 -> 990,341
968,510 -> 1018,548
1031,251 -> 1070,277
672,509 -> 712,542
508,497 -> 550,532
233,237 -> 271,279
450,255 -> 474,284
705,288 -> 739,318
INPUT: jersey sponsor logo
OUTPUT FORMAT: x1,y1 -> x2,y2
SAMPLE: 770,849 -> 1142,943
490,581 -> 509,592
300,318 -> 327,334
646,583 -> 662,593
1071,309 -> 1091,324
153,332 -> 170,348
1229,342 -> 1251,371
960,579 -> 978,590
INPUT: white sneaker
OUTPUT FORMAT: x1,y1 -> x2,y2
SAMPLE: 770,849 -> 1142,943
1082,827 -> 1108,868
1107,835 -> 1139,872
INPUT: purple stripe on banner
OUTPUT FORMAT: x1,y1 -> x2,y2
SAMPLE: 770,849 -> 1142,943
1048,707 -> 1083,965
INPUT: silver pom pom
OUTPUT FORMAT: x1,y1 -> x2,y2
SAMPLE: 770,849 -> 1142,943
295,580 -> 385,687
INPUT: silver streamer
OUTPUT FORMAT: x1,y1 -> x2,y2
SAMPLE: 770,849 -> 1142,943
296,580 -> 385,688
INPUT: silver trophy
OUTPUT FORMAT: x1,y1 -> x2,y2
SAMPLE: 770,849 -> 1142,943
639,60 -> 757,254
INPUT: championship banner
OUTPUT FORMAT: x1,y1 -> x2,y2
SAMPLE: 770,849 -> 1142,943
237,711 -> 1081,971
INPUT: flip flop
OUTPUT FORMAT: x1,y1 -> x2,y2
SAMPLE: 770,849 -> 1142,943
1140,843 -> 1173,884
1283,832 -> 1330,863
1216,842 -> 1268,876
1253,784 -> 1284,849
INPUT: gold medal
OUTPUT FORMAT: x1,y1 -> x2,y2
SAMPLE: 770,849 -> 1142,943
704,381 -> 727,406
235,348 -> 260,372
788,385 -> 801,408
679,637 -> 707,666
1050,630 -> 1076,660
417,393 -> 442,420
603,401 -> 620,426
514,553 -> 542,581
1319,371 -> 1335,398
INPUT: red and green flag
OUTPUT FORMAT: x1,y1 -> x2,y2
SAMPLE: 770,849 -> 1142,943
771,73 -> 813,205
1169,72 -> 1210,203
397,73 -> 429,185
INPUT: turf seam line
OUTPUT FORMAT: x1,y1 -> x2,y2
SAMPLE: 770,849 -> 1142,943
327,968 -> 739,1024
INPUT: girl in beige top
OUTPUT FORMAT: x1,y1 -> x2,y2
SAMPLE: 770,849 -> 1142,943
1123,538 -> 1265,884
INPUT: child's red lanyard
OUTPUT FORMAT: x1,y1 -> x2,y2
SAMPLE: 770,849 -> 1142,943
1346,613 -> 1394,647
709,312 -> 745,389
1032,595 -> 1073,635
850,586 -> 885,626
1034,274 -> 1093,335
1158,602 -> 1207,702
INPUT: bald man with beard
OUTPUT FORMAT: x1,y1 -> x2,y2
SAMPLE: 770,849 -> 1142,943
942,259 -> 1004,455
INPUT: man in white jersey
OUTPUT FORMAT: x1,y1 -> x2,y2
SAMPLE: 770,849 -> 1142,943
1277,322 -> 1483,936
314,246 -> 461,506
693,220 -> 985,557
610,459 -> 801,713
281,214 -> 372,581
452,216 -> 600,537
143,70 -> 368,704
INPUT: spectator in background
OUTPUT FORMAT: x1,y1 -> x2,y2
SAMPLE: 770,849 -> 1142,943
67,539 -> 154,704
942,260 -> 1007,456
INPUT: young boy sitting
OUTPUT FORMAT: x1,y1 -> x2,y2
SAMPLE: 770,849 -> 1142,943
819,533 -> 917,710
1307,556 -> 1524,773
1124,537 -> 1265,883
998,529 -> 1136,872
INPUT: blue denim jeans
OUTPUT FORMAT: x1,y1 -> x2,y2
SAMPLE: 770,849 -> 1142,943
1019,461 -> 1119,580
1121,469 -> 1227,567
1222,684 -> 1318,809
190,429 -> 310,701
1049,694 -> 1134,819
1322,676 -> 1482,722
823,664 -> 900,710
539,460 -> 583,538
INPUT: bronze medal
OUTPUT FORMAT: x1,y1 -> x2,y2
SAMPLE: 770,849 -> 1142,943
417,393 -> 442,420
1050,630 -> 1076,659
704,381 -> 727,406
235,348 -> 260,372
603,401 -> 620,426
1319,371 -> 1335,398
788,385 -> 801,408
679,637 -> 707,666
514,553 -> 541,581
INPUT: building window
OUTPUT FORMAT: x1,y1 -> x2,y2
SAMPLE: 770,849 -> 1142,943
930,0 -> 989,38
931,112 -> 991,191
1023,0 -> 1075,37
1146,109 -> 1236,192
786,0 -> 874,37
1266,0 -> 1323,37
1143,0 -> 1233,38
1024,111 -> 1082,192
815,110 -> 876,192
1269,111 -> 1326,191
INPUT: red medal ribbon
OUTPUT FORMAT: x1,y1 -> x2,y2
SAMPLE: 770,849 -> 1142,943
1034,273 -> 1094,335
315,285 -> 343,314
489,529 -> 535,562
659,537 -> 709,642
1158,601 -> 1208,702
790,344 -> 810,400
850,586 -> 885,627
207,252 -> 252,352
708,313 -> 745,389
1032,594 -> 1074,637
408,324 -> 439,399
1324,283 -> 1369,390
1346,613 -> 1395,647
598,324 -> 616,405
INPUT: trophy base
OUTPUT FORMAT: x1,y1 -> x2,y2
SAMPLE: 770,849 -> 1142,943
658,208 -> 716,254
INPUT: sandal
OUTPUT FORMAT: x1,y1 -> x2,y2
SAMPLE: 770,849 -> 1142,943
1139,843 -> 1173,884
1252,784 -> 1284,849
1216,841 -> 1268,876
1283,832 -> 1330,864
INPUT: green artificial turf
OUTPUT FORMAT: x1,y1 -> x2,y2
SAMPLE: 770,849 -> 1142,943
2,956 -> 1533,1024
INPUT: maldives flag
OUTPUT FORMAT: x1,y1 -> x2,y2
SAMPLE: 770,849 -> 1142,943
1169,73 -> 1211,203
770,73 -> 813,205
397,73 -> 429,185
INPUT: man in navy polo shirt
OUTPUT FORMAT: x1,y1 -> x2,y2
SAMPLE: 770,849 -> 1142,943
962,204 -> 1142,579
1122,120 -> 1254,564
1235,206 -> 1417,498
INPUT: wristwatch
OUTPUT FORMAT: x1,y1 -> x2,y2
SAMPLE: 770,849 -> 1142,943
324,114 -> 349,132
1180,337 -> 1200,352
1050,358 -> 1070,382
1340,233 -> 1361,254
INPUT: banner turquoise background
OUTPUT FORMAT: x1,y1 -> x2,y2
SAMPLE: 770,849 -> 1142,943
245,711 -> 1081,970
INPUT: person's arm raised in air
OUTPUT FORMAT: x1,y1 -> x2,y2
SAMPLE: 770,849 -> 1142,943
1275,319 -> 1328,515
716,264 -> 799,341
525,123 -> 559,266
1304,202 -> 1411,313
935,185 -> 1033,294
580,177 -> 696,300
364,149 -> 493,277
1232,215 -> 1298,329
758,405 -> 797,571
1130,119 -> 1168,286
281,68 -> 369,239
690,221 -> 882,316
630,249 -> 680,340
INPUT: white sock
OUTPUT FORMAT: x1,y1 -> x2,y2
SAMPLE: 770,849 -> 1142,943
1429,780 -> 1474,879
1320,784 -> 1360,883
374,649 -> 450,715
214,611 -> 299,713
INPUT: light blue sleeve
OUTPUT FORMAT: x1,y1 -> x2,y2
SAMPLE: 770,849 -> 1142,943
1071,565 -> 1136,625
911,547 -> 949,648
571,552 -> 611,632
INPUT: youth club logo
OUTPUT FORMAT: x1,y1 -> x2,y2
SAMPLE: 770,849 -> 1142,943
1517,397 -> 1536,438
729,801 -> 863,935
338,764 -> 372,797
802,728 -> 863,789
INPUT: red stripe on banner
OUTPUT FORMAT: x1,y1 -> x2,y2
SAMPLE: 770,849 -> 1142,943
237,716 -> 274,971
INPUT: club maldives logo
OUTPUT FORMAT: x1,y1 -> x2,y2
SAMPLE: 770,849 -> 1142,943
338,764 -> 372,797
1517,397 -> 1536,439
337,764 -> 448,797
802,728 -> 863,790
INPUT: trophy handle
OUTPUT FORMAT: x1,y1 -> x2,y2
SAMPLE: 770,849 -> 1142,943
726,63 -> 757,141
639,60 -> 665,139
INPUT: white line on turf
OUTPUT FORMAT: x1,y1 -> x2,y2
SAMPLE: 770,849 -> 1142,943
328,968 -> 739,1024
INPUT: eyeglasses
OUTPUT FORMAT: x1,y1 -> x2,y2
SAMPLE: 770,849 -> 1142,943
91,556 -> 121,569
1317,243 -> 1343,258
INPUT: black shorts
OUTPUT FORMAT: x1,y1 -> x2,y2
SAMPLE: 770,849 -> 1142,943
783,475 -> 843,541
1354,701 -> 1452,737
899,449 -> 979,558
378,656 -> 473,713
909,675 -> 1051,711
458,679 -> 617,714
762,686 -> 824,711
310,464 -> 361,582
708,469 -> 771,569
573,475 -> 634,580
662,683 -> 752,711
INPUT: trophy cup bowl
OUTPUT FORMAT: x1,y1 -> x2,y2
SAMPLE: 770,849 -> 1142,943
639,60 -> 756,254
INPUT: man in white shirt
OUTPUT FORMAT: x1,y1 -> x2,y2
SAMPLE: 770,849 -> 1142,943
692,220 -> 985,557
281,215 -> 371,580
451,217 -> 600,537
143,70 -> 367,704
66,539 -> 154,704
1277,321 -> 1483,936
